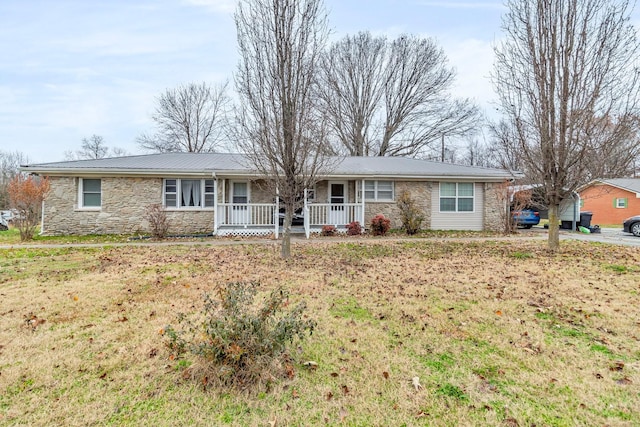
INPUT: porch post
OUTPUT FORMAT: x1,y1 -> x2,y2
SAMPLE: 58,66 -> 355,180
361,179 -> 366,228
213,176 -> 218,234
304,188 -> 310,239
275,187 -> 279,239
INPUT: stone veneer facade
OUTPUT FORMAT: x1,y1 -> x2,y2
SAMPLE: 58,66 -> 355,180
42,176 -> 214,235
482,182 -> 506,232
42,176 -> 504,235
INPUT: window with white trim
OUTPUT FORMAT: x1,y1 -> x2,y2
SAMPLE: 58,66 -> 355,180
362,180 -> 394,201
80,178 -> 101,208
615,197 -> 628,208
164,179 -> 215,208
440,182 -> 474,212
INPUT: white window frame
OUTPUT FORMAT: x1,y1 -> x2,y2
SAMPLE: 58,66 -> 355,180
230,181 -> 250,204
78,178 -> 101,210
163,178 -> 215,210
615,198 -> 628,208
362,180 -> 395,202
439,182 -> 475,213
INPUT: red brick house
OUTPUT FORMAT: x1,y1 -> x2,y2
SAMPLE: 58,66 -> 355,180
579,179 -> 640,225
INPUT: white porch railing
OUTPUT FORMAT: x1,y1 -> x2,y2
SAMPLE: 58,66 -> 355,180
215,202 -> 364,236
307,203 -> 363,227
217,203 -> 277,226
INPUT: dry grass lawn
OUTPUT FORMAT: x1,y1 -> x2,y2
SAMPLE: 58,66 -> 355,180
0,238 -> 639,426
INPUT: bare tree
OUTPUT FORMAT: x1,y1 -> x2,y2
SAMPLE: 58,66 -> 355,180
234,0 -> 332,258
0,150 -> 29,209
138,81 -> 230,153
64,135 -> 129,160
317,31 -> 480,157
493,0 -> 640,251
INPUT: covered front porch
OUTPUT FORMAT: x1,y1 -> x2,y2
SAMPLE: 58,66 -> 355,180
213,179 -> 367,237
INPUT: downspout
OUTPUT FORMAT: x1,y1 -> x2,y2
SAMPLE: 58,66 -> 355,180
571,191 -> 580,231
40,199 -> 45,235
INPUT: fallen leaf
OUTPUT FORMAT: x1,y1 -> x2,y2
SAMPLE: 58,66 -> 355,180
73,295 -> 78,301
610,360 -> 625,371
292,388 -> 299,399
616,377 -> 632,385
341,384 -> 349,395
330,372 -> 339,378
415,411 -> 428,419
268,418 -> 277,427
412,376 -> 423,391
339,407 -> 348,422
495,310 -> 502,316
285,364 -> 295,379
303,361 -> 318,370
382,371 -> 389,379
326,391 -> 333,401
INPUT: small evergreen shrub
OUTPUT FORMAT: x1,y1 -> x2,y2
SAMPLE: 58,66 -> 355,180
345,221 -> 362,236
321,224 -> 337,236
164,281 -> 315,389
144,203 -> 169,239
370,214 -> 391,236
396,190 -> 424,235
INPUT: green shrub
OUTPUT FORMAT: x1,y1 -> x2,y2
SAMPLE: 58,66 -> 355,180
396,190 -> 424,235
370,214 -> 391,236
164,281 -> 315,388
345,221 -> 362,236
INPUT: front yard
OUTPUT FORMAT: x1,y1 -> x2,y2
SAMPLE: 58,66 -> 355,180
0,239 -> 638,426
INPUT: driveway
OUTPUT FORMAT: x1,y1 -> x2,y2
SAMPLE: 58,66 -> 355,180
522,226 -> 640,247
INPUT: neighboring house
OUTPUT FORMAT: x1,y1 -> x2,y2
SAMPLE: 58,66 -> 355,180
21,153 -> 519,236
579,178 -> 640,225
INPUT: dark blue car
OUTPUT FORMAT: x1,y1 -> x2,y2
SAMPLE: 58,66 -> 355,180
512,209 -> 540,229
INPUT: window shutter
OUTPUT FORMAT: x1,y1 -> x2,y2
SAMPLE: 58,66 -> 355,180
623,198 -> 628,208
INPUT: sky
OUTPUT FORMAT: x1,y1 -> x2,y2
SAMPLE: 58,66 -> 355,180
2,0 -> 510,163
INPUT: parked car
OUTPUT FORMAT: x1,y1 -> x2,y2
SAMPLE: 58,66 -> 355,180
512,209 -> 540,229
278,207 -> 304,226
623,215 -> 640,237
0,216 -> 8,231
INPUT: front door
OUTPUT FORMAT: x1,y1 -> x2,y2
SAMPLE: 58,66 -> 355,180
231,182 -> 249,224
329,182 -> 347,225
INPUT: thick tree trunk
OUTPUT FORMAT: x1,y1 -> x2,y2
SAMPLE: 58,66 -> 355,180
547,203 -> 560,253
280,206 -> 293,258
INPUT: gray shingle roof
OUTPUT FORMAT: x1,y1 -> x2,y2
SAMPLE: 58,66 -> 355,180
22,152 -> 519,180
599,178 -> 640,194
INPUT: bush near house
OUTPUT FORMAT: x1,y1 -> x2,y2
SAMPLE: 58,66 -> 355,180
396,190 -> 424,235
370,214 -> 391,236
345,221 -> 362,236
321,224 -> 336,236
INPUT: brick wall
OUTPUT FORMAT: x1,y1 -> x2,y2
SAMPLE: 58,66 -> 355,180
580,184 -> 639,225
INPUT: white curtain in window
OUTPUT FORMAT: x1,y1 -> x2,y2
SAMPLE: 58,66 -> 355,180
192,180 -> 201,207
181,180 -> 193,206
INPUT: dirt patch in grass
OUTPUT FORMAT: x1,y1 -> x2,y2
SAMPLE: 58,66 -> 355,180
0,240 -> 639,426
